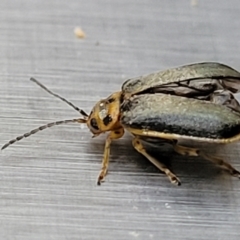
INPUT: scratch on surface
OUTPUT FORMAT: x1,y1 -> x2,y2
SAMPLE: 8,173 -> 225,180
165,203 -> 171,209
129,231 -> 140,237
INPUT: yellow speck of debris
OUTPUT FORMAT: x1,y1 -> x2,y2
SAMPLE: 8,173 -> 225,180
74,27 -> 86,38
191,0 -> 198,7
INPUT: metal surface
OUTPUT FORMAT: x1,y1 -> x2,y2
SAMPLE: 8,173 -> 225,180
0,0 -> 240,239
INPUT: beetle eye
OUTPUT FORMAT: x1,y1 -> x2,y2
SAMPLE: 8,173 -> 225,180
90,118 -> 99,130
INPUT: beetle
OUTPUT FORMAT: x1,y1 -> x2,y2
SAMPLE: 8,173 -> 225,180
2,62 -> 240,185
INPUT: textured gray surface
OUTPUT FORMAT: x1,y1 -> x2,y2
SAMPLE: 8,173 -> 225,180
0,0 -> 240,239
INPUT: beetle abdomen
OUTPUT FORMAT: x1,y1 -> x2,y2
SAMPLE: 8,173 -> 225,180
120,94 -> 240,139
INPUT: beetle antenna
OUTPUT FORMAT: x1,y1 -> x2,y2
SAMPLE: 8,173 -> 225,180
1,118 -> 87,150
30,78 -> 89,118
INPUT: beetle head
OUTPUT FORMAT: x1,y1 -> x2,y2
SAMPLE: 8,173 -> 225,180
87,92 -> 122,136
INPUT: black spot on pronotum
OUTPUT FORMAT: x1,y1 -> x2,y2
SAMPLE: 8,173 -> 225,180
90,118 -> 99,130
107,98 -> 115,103
103,115 -> 112,126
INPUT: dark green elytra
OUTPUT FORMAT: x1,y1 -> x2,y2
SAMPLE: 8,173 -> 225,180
120,62 -> 240,140
120,94 -> 240,139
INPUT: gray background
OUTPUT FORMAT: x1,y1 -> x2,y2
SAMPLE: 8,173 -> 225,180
0,0 -> 240,239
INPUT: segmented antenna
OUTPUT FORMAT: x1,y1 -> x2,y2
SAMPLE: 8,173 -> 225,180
1,118 -> 87,150
30,78 -> 88,118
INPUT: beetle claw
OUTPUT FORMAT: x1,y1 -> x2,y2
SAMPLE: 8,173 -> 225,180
97,174 -> 105,185
170,176 -> 181,186
97,179 -> 102,185
230,169 -> 240,178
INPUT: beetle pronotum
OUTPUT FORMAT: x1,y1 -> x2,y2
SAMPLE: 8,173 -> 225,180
2,62 -> 240,185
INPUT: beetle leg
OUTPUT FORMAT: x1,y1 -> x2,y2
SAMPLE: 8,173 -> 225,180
199,153 -> 240,177
173,144 -> 199,157
173,144 -> 240,178
97,128 -> 124,185
132,137 -> 181,186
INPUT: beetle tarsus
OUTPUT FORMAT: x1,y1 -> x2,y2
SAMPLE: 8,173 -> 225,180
230,169 -> 240,178
97,168 -> 107,185
199,152 -> 240,178
97,175 -> 105,185
169,174 -> 181,186
132,137 -> 181,186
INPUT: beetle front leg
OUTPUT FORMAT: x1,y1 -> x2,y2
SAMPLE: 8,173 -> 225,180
97,128 -> 124,185
132,137 -> 181,186
173,144 -> 240,178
